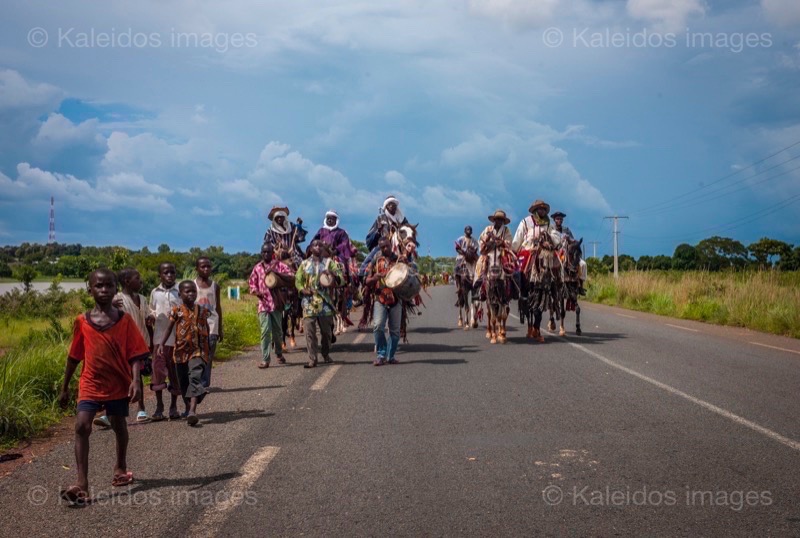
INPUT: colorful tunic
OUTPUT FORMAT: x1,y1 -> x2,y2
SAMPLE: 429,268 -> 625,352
295,257 -> 344,318
169,304 -> 210,364
249,260 -> 293,314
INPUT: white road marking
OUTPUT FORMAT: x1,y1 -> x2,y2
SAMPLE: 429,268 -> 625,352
566,340 -> 800,452
665,323 -> 699,333
310,365 -> 341,391
189,446 -> 280,537
616,313 -> 637,319
353,333 -> 366,344
749,341 -> 800,356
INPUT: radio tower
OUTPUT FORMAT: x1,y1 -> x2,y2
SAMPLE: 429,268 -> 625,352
48,196 -> 56,243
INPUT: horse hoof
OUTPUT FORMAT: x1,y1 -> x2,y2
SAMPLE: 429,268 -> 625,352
485,332 -> 491,339
499,336 -> 507,344
547,321 -> 556,331
472,322 -> 478,328
289,338 -> 296,349
536,336 -> 545,343
576,328 -> 582,336
490,338 -> 497,344
463,325 -> 469,331
458,319 -> 463,327
559,329 -> 566,337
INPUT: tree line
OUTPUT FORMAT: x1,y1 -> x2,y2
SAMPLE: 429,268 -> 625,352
587,236 -> 800,273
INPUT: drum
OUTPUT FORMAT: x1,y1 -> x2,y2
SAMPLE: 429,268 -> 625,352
384,263 -> 421,302
319,270 -> 337,288
265,271 -> 294,289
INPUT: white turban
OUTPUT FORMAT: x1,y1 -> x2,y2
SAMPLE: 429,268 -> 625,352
323,210 -> 339,231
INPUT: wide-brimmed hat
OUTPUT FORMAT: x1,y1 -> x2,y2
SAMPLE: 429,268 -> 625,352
551,211 -> 566,219
268,206 -> 290,221
529,199 -> 550,214
488,209 -> 510,224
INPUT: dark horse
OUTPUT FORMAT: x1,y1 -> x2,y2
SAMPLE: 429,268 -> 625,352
519,233 -> 561,343
455,250 -> 480,329
548,237 -> 583,336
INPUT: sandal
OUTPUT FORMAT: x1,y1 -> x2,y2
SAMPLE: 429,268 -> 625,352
111,471 -> 134,487
169,412 -> 181,421
150,411 -> 165,422
60,485 -> 90,507
258,361 -> 269,369
277,356 -> 286,365
136,411 -> 151,423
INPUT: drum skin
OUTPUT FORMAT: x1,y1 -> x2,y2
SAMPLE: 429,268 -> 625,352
384,263 -> 421,302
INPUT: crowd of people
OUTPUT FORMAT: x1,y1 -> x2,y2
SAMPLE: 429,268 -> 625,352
57,193 -> 585,505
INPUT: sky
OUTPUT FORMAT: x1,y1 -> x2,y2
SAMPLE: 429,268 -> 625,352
1,0 -> 799,258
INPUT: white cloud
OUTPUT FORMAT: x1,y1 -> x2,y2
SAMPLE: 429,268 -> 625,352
0,69 -> 62,110
191,206 -> 222,216
33,113 -> 106,151
627,0 -> 706,31
440,128 -> 612,213
762,0 -> 800,27
559,125 -> 640,149
468,0 -> 560,30
0,163 -> 173,213
385,170 -> 407,186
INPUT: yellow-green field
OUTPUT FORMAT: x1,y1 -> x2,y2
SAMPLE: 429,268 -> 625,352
586,271 -> 800,338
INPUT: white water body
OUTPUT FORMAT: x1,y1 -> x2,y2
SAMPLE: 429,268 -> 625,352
0,281 -> 86,294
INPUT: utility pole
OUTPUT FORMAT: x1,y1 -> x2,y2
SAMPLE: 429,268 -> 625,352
589,241 -> 601,259
603,216 -> 628,278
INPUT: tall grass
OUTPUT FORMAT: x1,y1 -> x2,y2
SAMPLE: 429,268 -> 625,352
586,270 -> 800,338
215,294 -> 261,360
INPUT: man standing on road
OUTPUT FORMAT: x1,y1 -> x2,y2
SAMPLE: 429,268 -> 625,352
366,237 -> 402,366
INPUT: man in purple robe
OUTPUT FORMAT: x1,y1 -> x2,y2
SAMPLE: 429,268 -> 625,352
312,210 -> 355,272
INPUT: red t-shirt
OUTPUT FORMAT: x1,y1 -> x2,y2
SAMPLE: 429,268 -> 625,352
68,312 -> 150,401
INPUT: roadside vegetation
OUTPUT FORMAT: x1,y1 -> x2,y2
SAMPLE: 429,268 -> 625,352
586,271 -> 800,338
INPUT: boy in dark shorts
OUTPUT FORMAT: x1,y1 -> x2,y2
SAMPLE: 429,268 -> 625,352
59,268 -> 149,506
157,280 -> 210,426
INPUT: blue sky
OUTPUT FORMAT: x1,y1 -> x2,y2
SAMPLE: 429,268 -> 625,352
1,0 -> 799,257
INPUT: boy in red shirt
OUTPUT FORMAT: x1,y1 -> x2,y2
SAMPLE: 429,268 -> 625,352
59,268 -> 150,506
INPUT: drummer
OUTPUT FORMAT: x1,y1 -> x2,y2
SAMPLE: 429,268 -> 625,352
365,237 -> 402,366
249,243 -> 295,368
295,239 -> 344,368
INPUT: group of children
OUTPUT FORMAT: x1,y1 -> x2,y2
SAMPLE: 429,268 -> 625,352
58,258 -> 223,506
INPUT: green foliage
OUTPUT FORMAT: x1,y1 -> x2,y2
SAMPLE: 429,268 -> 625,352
0,261 -> 11,278
0,337 -> 74,448
214,305 -> 261,360
672,243 -> 699,270
748,237 -> 792,269
12,265 -> 37,292
695,236 -> 749,270
0,286 -> 85,320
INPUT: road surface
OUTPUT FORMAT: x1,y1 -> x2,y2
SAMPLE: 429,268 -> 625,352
1,286 -> 799,536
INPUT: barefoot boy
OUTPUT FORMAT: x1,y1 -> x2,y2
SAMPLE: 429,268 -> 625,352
194,257 -> 223,389
149,262 -> 182,420
59,268 -> 149,506
157,280 -> 210,426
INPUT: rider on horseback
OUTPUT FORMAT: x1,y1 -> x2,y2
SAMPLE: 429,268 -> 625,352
264,206 -> 307,268
475,210 -> 515,294
551,211 -> 586,295
512,199 -> 555,342
454,226 -> 479,291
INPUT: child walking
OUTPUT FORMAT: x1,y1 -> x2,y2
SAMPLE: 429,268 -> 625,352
194,257 -> 223,389
157,280 -> 210,426
149,262 -> 182,420
59,268 -> 149,506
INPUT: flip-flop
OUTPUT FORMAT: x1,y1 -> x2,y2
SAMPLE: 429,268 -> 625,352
168,413 -> 181,421
136,411 -> 151,423
150,411 -> 165,422
60,486 -> 90,506
111,471 -> 134,487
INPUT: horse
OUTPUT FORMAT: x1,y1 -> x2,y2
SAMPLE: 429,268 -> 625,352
482,245 -> 511,344
455,248 -> 480,329
548,237 -> 583,336
520,231 -> 562,343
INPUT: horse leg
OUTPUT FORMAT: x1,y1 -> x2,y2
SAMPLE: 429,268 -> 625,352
575,303 -> 582,335
498,304 -> 508,343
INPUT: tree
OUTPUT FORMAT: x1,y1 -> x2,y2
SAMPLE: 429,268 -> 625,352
748,237 -> 792,269
586,257 -> 607,275
651,255 -> 672,271
672,243 -> 699,270
696,236 -> 749,270
0,261 -> 12,278
778,246 -> 800,271
13,264 -> 37,292
157,243 -> 171,254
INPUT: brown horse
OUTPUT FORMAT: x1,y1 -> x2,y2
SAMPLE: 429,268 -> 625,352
522,233 -> 562,343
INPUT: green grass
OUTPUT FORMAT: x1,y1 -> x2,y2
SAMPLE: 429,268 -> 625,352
586,270 -> 800,338
0,317 -> 55,350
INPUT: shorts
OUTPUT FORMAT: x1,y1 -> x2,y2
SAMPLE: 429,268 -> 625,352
151,345 -> 181,395
77,398 -> 130,417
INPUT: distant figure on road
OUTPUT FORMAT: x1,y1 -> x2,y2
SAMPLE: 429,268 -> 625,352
249,243 -> 294,369
366,237 -> 402,366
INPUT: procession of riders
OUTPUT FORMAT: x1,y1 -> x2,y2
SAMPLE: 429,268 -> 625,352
253,195 -> 587,368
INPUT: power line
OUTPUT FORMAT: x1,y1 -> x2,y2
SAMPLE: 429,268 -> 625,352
638,157 -> 800,218
629,139 -> 800,216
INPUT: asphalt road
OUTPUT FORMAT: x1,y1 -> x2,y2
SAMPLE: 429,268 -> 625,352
1,286 -> 799,537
